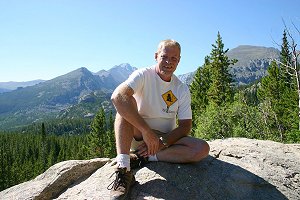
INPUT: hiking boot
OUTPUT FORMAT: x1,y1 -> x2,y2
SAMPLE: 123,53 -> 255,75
107,168 -> 135,200
130,152 -> 149,169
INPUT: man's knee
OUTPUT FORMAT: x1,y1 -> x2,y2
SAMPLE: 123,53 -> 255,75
190,138 -> 210,162
198,139 -> 210,157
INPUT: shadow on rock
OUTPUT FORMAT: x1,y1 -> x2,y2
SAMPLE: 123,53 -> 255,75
131,156 -> 288,200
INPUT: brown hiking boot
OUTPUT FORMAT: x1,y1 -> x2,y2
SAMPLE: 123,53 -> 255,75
130,152 -> 149,169
107,168 -> 135,200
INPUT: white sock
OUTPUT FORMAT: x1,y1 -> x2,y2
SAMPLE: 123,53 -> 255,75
116,154 -> 130,171
148,154 -> 158,162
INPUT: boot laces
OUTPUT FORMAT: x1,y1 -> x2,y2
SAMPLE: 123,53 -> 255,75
107,170 -> 127,190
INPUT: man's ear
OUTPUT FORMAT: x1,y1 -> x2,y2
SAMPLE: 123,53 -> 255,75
154,52 -> 158,61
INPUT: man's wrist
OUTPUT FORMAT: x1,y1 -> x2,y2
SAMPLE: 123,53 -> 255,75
159,136 -> 169,148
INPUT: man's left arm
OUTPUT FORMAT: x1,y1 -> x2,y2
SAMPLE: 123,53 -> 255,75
159,119 -> 192,149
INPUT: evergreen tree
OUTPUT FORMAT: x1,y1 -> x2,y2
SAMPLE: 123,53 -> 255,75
279,29 -> 298,137
207,32 -> 237,106
191,32 -> 237,116
191,32 -> 237,138
257,60 -> 285,139
190,57 -> 211,112
190,57 -> 212,132
40,123 -> 47,171
0,134 -> 6,190
257,29 -> 299,141
88,107 -> 107,158
280,29 -> 293,86
105,111 -> 116,157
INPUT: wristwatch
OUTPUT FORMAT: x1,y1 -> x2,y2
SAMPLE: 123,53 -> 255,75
159,136 -> 169,148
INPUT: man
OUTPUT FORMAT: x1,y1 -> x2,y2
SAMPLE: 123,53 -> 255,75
108,39 -> 210,199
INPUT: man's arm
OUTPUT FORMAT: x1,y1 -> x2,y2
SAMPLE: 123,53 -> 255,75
160,119 -> 192,148
111,83 -> 160,155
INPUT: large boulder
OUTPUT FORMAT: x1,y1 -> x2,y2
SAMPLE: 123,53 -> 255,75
1,138 -> 299,200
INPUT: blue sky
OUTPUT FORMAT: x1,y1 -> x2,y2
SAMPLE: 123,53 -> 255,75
0,0 -> 299,82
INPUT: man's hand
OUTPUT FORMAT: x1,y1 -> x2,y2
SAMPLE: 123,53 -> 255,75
135,130 -> 160,157
136,130 -> 168,157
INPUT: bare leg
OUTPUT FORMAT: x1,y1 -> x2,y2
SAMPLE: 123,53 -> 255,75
114,96 -> 143,155
114,113 -> 135,155
156,137 -> 210,163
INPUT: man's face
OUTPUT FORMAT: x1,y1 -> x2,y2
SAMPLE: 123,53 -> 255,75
155,46 -> 181,81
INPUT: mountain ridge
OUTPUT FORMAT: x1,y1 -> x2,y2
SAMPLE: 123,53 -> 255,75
0,79 -> 45,93
178,45 -> 280,85
0,63 -> 136,129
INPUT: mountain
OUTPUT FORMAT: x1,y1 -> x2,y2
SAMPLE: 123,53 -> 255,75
0,80 -> 45,93
177,71 -> 196,86
0,64 -> 137,129
178,45 -> 280,85
95,63 -> 137,84
227,45 -> 280,85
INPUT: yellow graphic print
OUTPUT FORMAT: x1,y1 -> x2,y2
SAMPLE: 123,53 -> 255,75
162,90 -> 177,111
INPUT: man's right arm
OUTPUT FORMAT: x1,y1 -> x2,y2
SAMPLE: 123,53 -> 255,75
111,83 -> 159,155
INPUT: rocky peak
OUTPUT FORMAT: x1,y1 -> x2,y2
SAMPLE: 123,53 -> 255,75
1,138 -> 299,199
96,63 -> 137,84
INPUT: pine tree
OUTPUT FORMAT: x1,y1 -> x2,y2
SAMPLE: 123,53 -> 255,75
104,110 -> 116,157
88,107 -> 107,158
257,29 -> 299,141
280,29 -> 298,131
191,56 -> 211,111
280,30 -> 293,86
207,32 -> 237,106
0,134 -> 7,190
257,60 -> 285,140
191,32 -> 236,114
191,32 -> 237,138
190,57 -> 211,131
40,123 -> 48,171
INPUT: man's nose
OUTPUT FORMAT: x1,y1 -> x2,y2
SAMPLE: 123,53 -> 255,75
165,59 -> 172,64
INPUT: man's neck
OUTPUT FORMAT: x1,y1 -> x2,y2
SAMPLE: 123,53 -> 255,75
154,67 -> 172,82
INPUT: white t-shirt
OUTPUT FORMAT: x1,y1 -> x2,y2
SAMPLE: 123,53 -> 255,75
124,66 -> 192,133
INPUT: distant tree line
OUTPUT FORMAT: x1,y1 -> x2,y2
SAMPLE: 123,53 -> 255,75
0,108 -> 116,191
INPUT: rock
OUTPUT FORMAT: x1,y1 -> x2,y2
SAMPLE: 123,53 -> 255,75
1,138 -> 299,200
0,158 -> 110,200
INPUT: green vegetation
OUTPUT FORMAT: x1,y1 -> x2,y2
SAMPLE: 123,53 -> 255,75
191,31 -> 300,143
0,109 -> 116,191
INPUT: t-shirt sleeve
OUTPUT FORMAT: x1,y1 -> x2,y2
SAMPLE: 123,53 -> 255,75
123,69 -> 144,94
177,84 -> 192,120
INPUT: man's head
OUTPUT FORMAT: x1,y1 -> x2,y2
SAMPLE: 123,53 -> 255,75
155,39 -> 181,82
157,39 -> 181,55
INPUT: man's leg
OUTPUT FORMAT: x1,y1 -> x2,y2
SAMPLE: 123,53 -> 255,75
114,96 -> 143,156
156,137 -> 210,163
109,113 -> 136,200
114,112 -> 134,156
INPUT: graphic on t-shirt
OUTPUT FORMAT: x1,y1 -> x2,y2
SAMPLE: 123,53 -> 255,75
162,90 -> 177,111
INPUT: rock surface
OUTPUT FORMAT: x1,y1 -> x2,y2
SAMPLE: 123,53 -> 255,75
1,138 -> 299,200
